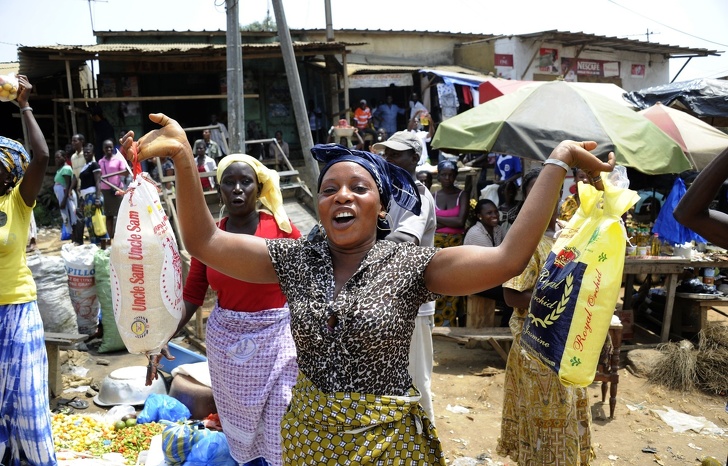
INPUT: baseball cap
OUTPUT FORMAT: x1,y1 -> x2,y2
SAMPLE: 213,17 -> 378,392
372,131 -> 422,156
360,99 -> 367,105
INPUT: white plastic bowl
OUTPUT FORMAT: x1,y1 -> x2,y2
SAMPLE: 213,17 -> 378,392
674,246 -> 694,259
333,127 -> 355,138
93,366 -> 167,407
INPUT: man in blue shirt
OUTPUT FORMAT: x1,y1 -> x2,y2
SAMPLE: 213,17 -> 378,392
373,95 -> 405,138
495,153 -> 523,186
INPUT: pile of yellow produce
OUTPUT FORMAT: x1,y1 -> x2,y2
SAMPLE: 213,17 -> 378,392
51,413 -> 164,464
0,74 -> 18,101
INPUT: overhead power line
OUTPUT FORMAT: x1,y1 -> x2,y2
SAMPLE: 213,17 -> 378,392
608,0 -> 728,48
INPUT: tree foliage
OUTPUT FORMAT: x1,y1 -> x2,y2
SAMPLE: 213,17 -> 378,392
240,11 -> 276,32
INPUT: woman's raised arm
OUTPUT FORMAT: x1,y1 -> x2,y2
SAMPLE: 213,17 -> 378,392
674,147 -> 728,248
425,140 -> 614,296
16,75 -> 49,207
120,113 -> 278,284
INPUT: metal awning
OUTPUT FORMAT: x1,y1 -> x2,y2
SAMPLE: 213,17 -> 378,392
515,30 -> 721,58
17,41 -> 354,79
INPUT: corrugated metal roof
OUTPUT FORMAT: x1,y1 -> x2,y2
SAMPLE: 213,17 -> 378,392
0,62 -> 20,75
515,30 -> 721,58
19,40 -> 353,57
293,28 -> 493,39
17,41 -> 355,78
296,28 -> 720,57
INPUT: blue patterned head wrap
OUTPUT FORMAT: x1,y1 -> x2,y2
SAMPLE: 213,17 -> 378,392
437,159 -> 459,176
0,136 -> 30,188
312,143 -> 421,216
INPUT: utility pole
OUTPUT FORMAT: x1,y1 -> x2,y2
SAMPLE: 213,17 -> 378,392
325,0 -> 334,42
271,0 -> 320,207
226,0 -> 245,153
323,0 -> 342,143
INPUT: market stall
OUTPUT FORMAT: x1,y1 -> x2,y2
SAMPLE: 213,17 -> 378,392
623,253 -> 728,342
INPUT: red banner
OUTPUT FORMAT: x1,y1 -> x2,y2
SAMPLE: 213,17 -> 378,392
631,64 -> 646,78
495,53 -> 514,67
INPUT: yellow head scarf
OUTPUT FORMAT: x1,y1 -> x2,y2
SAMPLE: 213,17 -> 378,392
216,153 -> 292,233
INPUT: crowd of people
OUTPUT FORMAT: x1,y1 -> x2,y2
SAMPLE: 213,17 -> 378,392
5,75 -> 727,466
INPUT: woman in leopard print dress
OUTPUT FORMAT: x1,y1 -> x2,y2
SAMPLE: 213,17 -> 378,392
121,114 -> 614,465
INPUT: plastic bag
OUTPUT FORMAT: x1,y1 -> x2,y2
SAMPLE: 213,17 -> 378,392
61,222 -> 72,241
520,168 -> 639,386
110,172 -> 183,358
0,74 -> 18,102
653,177 -> 707,246
161,421 -> 209,465
137,394 -> 190,424
184,431 -> 237,466
102,404 -> 137,425
92,208 -> 107,237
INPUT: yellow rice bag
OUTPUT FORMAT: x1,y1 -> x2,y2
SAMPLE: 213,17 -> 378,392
520,170 -> 639,387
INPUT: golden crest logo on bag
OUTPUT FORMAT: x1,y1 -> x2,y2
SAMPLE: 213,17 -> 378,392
520,171 -> 639,386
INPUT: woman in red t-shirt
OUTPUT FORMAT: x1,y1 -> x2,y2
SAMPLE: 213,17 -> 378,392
180,154 -> 300,466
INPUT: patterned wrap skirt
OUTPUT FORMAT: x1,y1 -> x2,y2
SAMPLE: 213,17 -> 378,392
206,304 -> 298,466
281,374 -> 445,465
497,315 -> 594,465
433,232 -> 464,327
0,302 -> 58,466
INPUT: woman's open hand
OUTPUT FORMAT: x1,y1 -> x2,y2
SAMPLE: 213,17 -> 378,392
119,113 -> 190,163
549,141 -> 615,189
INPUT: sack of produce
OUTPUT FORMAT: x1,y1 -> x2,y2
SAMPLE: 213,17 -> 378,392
94,248 -> 126,353
520,167 -> 638,386
27,253 -> 79,335
61,243 -> 101,335
110,170 -> 183,373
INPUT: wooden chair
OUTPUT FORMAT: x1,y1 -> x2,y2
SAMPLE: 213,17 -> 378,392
593,319 -> 623,418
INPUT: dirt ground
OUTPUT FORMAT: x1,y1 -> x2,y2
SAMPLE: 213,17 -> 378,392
35,227 -> 728,465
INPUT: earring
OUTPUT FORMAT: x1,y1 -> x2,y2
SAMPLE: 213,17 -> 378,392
218,204 -> 226,223
376,212 -> 392,233
317,221 -> 327,240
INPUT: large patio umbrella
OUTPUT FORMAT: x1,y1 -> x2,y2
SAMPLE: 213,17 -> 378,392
432,81 -> 692,175
638,102 -> 728,171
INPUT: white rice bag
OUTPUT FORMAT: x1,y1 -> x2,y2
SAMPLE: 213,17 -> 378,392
61,243 -> 100,335
110,173 -> 183,357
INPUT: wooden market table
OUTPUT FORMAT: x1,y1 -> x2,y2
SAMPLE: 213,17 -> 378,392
622,256 -> 728,342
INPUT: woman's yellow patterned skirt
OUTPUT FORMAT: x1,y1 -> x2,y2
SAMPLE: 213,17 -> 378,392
281,374 -> 445,465
434,232 -> 464,327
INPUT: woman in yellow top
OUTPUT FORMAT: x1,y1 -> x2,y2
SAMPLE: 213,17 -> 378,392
0,76 -> 57,465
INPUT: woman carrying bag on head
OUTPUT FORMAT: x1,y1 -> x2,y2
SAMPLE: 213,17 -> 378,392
0,75 -> 58,466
